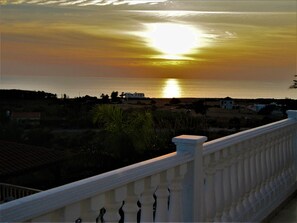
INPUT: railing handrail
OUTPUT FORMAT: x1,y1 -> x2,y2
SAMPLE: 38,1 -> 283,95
0,151 -> 192,222
1,112 -> 297,223
0,183 -> 42,193
203,117 -> 296,155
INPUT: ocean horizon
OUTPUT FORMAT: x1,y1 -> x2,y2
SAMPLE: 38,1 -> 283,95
1,76 -> 296,100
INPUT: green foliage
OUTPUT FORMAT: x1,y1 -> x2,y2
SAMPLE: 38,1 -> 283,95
191,100 -> 208,115
0,123 -> 24,142
150,99 -> 156,105
258,105 -> 276,115
228,117 -> 241,130
93,104 -> 124,132
92,105 -> 154,160
152,110 -> 205,138
23,128 -> 53,147
127,111 -> 154,150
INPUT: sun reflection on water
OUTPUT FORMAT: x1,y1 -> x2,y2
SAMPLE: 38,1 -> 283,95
162,79 -> 182,98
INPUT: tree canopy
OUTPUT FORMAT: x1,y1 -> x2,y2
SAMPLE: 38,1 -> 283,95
92,105 -> 154,161
290,75 -> 297,89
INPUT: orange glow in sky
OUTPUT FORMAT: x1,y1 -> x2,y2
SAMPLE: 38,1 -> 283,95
0,0 -> 296,98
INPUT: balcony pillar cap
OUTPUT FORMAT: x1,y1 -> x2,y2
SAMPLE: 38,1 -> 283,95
287,110 -> 297,120
172,135 -> 207,145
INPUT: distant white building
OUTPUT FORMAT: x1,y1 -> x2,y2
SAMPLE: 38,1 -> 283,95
220,97 -> 234,110
124,92 -> 145,99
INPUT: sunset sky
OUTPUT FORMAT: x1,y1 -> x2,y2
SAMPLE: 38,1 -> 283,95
0,0 -> 296,97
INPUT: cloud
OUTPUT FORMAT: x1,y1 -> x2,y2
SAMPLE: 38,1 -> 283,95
1,0 -> 295,82
0,0 -> 169,6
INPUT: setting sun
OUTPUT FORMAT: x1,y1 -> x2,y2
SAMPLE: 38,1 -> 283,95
145,23 -> 202,60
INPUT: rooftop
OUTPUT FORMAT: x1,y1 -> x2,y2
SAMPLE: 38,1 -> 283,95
0,141 -> 65,178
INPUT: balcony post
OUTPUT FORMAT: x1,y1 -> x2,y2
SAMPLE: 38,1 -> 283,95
287,110 -> 297,120
287,110 -> 297,181
172,135 -> 207,222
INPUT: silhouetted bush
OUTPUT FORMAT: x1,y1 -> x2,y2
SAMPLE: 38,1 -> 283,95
169,98 -> 181,105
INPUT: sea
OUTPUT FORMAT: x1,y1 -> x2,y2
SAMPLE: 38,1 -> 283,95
0,76 -> 296,99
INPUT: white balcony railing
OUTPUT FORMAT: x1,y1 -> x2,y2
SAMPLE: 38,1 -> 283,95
1,110 -> 297,222
0,183 -> 41,204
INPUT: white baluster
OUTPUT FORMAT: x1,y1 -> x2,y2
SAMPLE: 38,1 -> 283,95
292,126 -> 297,183
104,187 -> 126,223
256,139 -> 271,202
236,148 -> 246,221
275,136 -> 283,195
64,202 -> 81,222
283,133 -> 291,188
284,131 -> 291,186
265,136 -> 274,201
242,144 -> 252,218
255,140 -> 265,207
270,134 -> 279,196
80,200 -> 96,223
273,132 -> 280,190
269,135 -> 276,199
286,132 -> 294,185
259,139 -> 269,203
229,146 -> 241,221
221,148 -> 232,222
287,132 -> 294,185
248,141 -> 258,212
140,175 -> 159,222
291,126 -> 297,181
204,154 -> 216,222
155,172 -> 169,222
214,151 -> 224,222
283,131 -> 289,185
279,134 -> 286,189
288,130 -> 295,184
168,164 -> 187,222
123,181 -> 144,222
81,195 -> 104,222
287,110 -> 297,183
284,132 -> 291,185
266,138 -> 273,200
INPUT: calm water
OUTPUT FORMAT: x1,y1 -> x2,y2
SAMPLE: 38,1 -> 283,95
0,75 -> 296,99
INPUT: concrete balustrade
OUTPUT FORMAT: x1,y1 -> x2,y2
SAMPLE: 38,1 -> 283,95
1,110 -> 297,222
0,183 -> 41,203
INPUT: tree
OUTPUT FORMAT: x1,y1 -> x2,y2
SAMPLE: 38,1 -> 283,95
169,98 -> 181,105
192,100 -> 207,115
110,91 -> 119,103
92,105 -> 154,161
258,104 -> 276,115
229,117 -> 241,131
100,94 -> 109,104
289,75 -> 297,89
